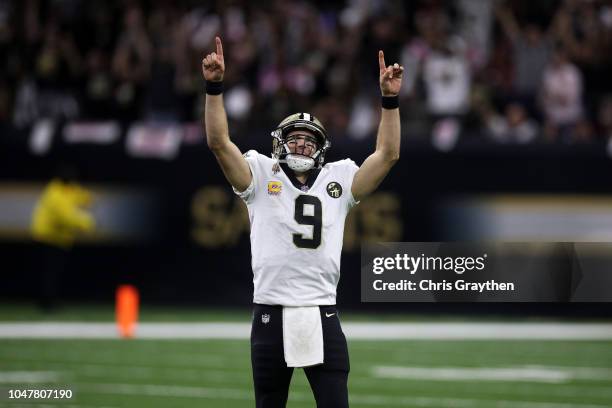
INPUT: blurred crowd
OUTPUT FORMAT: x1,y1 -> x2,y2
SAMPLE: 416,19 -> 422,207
1,0 -> 612,147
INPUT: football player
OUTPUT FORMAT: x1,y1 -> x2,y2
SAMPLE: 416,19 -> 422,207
203,36 -> 402,408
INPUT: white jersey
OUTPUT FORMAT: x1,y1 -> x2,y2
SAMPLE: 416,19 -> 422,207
234,150 -> 360,306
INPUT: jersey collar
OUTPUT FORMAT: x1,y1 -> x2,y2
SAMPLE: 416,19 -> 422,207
280,163 -> 321,192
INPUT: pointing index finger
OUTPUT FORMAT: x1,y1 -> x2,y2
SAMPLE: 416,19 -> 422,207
216,36 -> 223,57
378,50 -> 386,73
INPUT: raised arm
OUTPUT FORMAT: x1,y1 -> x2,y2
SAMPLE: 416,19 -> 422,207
494,2 -> 521,43
203,36 -> 252,192
351,51 -> 403,202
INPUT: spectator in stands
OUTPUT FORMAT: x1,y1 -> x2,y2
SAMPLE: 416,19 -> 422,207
422,38 -> 471,120
455,0 -> 495,71
12,12 -> 83,126
2,0 -> 612,148
484,102 -> 539,144
111,5 -> 152,120
540,45 -> 584,143
553,0 -> 612,120
424,37 -> 471,151
401,5 -> 471,149
81,48 -> 114,119
494,2 -> 554,111
553,0 -> 612,82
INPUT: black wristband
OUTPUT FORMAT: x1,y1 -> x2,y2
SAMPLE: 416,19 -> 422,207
206,80 -> 223,95
382,95 -> 399,109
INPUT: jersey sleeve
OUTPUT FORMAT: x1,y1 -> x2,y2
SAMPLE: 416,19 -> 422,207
232,149 -> 259,204
342,159 -> 360,209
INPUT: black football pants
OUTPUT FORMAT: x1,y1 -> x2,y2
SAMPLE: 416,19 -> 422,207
251,304 -> 350,408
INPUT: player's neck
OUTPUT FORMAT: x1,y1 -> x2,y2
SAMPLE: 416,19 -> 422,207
294,171 -> 309,184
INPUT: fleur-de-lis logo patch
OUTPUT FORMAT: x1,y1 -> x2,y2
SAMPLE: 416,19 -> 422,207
326,182 -> 342,198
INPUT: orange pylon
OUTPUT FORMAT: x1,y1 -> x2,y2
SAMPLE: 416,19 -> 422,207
116,285 -> 139,338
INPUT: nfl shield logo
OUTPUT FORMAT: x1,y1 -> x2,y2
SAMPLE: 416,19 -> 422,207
261,314 -> 270,324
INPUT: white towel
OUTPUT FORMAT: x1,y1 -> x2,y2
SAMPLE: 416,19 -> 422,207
282,306 -> 324,367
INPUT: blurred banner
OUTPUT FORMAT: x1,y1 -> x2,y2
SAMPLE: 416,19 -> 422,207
0,183 -> 158,242
1,122 -> 612,313
438,196 -> 612,241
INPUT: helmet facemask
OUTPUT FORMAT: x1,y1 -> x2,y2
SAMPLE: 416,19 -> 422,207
271,114 -> 331,172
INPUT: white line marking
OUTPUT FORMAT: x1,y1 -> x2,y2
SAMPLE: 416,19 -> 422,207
524,365 -> 612,381
1,322 -> 612,339
344,322 -> 612,340
3,404 -> 118,408
81,383 -> 254,400
350,376 -> 612,399
0,347 -> 232,367
76,382 -> 611,408
372,365 -> 612,383
8,362 -> 247,382
0,371 -> 60,383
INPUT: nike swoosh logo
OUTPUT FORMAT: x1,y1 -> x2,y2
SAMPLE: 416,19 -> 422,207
325,313 -> 335,318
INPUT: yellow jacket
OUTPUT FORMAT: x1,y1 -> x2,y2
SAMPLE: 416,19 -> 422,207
31,179 -> 95,248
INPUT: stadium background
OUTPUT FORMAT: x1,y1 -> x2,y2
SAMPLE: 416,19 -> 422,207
1,0 -> 612,407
